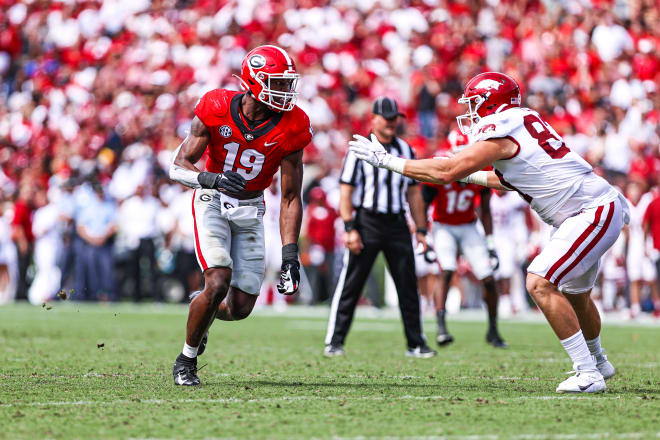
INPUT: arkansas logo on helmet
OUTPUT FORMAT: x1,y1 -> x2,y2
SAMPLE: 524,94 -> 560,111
456,72 -> 521,135
237,45 -> 300,112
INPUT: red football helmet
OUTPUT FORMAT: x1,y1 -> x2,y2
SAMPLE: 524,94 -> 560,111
238,45 -> 299,112
448,128 -> 470,153
456,72 -> 521,135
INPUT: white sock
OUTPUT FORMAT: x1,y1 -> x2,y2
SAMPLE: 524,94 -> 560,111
631,303 -> 641,316
560,330 -> 596,371
585,335 -> 605,363
182,342 -> 199,359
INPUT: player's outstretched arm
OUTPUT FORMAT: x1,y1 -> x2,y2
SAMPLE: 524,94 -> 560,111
349,135 -> 516,188
402,138 -> 515,184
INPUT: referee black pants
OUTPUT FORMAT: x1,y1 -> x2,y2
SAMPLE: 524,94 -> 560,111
325,211 -> 426,349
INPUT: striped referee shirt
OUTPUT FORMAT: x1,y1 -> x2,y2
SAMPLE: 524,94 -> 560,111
340,136 -> 417,214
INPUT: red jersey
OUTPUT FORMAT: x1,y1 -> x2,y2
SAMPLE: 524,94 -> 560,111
194,89 -> 312,191
643,194 -> 660,251
427,181 -> 484,225
306,204 -> 338,251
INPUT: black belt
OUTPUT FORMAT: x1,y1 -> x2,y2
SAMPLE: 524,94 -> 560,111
356,209 -> 405,220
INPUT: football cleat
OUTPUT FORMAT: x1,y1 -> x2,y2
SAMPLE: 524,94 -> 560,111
189,291 -> 209,356
324,345 -> 345,357
436,331 -> 454,346
556,366 -> 605,394
406,345 -> 437,358
596,353 -> 615,380
486,330 -> 508,348
173,356 -> 200,386
436,314 -> 454,346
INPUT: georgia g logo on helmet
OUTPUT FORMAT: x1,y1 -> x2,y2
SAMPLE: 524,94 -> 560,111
249,54 -> 266,69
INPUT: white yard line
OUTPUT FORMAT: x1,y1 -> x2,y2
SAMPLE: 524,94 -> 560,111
1,394 -> 635,408
323,434 -> 660,440
124,432 -> 660,440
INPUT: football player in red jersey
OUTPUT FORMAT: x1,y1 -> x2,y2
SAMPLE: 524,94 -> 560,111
421,129 -> 506,348
169,45 -> 312,386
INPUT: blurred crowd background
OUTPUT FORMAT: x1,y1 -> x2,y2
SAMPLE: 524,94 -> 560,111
1,0 -> 659,319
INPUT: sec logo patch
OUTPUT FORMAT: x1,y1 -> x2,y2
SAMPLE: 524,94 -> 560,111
219,125 -> 233,138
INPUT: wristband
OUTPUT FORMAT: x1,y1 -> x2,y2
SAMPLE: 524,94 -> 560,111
416,227 -> 427,235
461,171 -> 488,186
282,243 -> 299,263
382,155 -> 406,174
485,234 -> 495,250
344,219 -> 356,232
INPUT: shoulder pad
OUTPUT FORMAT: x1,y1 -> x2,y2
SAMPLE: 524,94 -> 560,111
284,106 -> 313,153
470,108 -> 524,143
194,89 -> 232,127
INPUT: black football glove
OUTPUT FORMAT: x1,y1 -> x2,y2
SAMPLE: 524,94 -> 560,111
277,243 -> 300,295
277,260 -> 300,295
423,245 -> 437,264
485,235 -> 499,271
198,171 -> 246,195
488,249 -> 500,271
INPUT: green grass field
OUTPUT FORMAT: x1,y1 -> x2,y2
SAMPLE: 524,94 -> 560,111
1,303 -> 659,440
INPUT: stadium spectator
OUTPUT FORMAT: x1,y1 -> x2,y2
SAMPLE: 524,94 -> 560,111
28,188 -> 63,305
301,186 -> 338,304
10,184 -> 35,301
0,197 -> 18,304
74,182 -> 118,301
117,183 -> 161,302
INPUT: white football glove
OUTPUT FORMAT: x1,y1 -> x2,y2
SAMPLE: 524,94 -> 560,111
348,134 -> 389,167
348,134 -> 407,174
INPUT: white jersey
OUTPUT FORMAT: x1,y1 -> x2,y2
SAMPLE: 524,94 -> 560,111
490,191 -> 527,237
627,192 -> 652,251
471,107 -> 625,227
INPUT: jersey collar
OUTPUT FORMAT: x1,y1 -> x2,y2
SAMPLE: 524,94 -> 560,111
230,93 -> 284,142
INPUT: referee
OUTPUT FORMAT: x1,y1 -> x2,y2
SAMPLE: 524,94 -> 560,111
324,97 -> 436,358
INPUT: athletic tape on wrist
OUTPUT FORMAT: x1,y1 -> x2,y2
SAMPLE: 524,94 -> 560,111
384,155 -> 405,174
466,171 -> 488,187
282,243 -> 299,263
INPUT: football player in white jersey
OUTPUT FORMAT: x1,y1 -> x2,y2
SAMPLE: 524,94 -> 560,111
624,180 -> 660,318
349,72 -> 629,394
490,189 -> 532,315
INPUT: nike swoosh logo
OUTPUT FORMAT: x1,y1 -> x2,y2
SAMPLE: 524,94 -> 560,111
578,383 -> 593,391
265,141 -> 277,147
